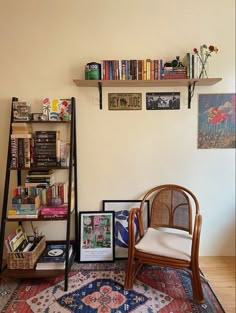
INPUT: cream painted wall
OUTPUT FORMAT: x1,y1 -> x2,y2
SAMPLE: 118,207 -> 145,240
0,0 -> 235,256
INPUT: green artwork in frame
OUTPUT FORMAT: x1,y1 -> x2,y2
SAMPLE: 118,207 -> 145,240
79,211 -> 115,263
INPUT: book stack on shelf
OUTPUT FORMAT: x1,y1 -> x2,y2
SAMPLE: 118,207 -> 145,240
11,123 -> 33,168
10,126 -> 70,169
7,183 -> 69,220
8,191 -> 41,219
39,203 -> 68,219
36,243 -> 73,270
25,169 -> 55,188
34,131 -> 60,168
161,65 -> 187,80
39,181 -> 69,218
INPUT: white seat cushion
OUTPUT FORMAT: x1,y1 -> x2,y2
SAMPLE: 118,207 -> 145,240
135,227 -> 192,261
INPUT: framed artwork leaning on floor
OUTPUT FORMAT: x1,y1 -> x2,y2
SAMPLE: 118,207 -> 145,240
79,211 -> 115,262
103,200 -> 149,259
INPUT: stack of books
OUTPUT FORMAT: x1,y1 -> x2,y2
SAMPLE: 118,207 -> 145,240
11,123 -> 33,168
39,204 -> 68,218
34,131 -> 61,168
160,66 -> 187,80
8,193 -> 41,219
36,243 -> 73,270
25,169 -> 55,187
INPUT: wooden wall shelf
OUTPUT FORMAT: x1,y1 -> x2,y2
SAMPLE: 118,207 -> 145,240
73,78 -> 222,109
73,78 -> 222,87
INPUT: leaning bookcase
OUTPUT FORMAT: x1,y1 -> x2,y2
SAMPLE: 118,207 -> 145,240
0,97 -> 78,291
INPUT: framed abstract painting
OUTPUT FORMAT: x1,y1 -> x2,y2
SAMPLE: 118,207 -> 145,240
102,200 -> 149,259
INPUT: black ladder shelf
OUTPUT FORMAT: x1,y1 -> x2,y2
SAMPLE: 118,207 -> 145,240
0,97 -> 78,291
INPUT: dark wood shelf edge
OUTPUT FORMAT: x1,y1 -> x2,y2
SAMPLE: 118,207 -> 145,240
10,166 -> 69,170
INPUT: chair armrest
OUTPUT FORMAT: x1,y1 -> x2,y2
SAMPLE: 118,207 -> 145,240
128,207 -> 145,251
191,214 -> 202,265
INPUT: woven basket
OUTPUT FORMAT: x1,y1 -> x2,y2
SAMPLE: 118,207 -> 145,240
6,236 -> 46,269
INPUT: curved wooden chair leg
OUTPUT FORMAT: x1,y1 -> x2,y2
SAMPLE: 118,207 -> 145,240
192,266 -> 204,303
124,258 -> 135,289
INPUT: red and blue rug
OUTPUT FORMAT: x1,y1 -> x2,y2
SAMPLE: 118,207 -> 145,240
0,261 -> 225,312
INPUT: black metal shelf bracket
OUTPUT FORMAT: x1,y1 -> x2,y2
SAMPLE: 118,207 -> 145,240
188,81 -> 197,109
98,82 -> 102,110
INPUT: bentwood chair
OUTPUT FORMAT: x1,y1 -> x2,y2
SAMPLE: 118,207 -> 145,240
124,184 -> 204,303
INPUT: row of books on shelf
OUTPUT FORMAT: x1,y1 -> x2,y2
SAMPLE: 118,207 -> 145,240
8,176 -> 69,219
97,55 -> 201,81
8,203 -> 68,219
5,226 -> 73,270
10,128 -> 70,168
12,98 -> 71,122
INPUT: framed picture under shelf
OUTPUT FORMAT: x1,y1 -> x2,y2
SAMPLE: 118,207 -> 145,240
108,93 -> 142,110
146,92 -> 180,110
79,211 -> 115,263
102,200 -> 149,259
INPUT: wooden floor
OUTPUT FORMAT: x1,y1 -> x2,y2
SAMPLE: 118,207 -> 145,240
200,256 -> 235,313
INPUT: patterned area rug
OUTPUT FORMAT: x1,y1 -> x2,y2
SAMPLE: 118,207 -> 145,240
0,261 -> 225,312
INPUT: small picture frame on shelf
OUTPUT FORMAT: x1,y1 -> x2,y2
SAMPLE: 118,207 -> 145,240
79,211 -> 115,263
31,113 -> 47,121
13,101 -> 31,121
103,200 -> 149,259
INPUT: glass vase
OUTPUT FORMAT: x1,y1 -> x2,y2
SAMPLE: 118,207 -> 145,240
198,59 -> 209,79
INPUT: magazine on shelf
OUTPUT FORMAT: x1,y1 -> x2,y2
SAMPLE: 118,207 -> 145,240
37,243 -> 73,262
36,243 -> 73,270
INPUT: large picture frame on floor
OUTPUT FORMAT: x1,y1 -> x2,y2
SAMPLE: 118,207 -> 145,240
102,200 -> 149,259
79,211 -> 115,262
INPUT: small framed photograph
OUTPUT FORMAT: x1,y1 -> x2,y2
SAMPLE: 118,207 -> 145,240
13,101 -> 31,121
103,200 -> 149,259
146,92 -> 180,110
79,211 -> 115,262
32,113 -> 46,121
